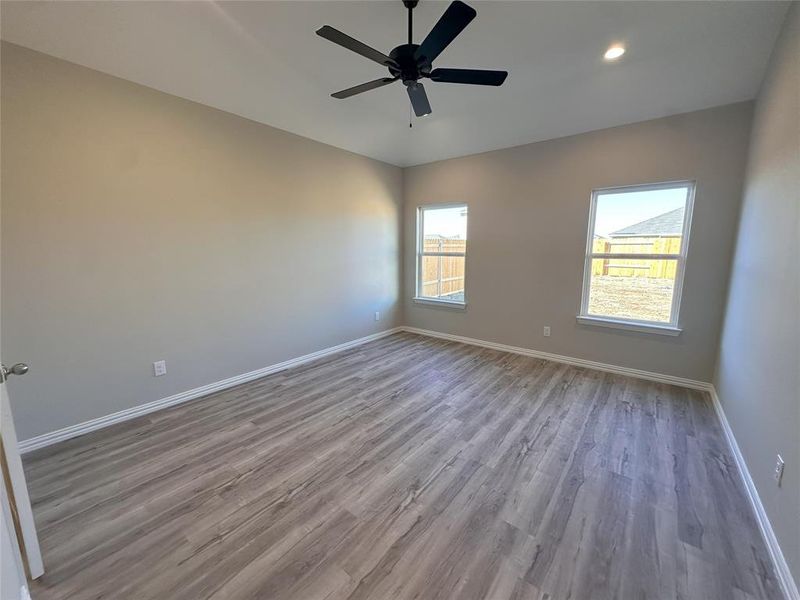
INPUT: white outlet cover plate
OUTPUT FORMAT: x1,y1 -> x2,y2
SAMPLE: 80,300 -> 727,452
774,454 -> 785,485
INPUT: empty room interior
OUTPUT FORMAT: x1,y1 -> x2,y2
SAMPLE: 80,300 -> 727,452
0,1 -> 798,599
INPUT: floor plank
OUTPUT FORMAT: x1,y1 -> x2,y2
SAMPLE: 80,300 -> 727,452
23,333 -> 784,600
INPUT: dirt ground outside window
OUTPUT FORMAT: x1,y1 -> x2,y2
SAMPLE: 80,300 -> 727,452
588,276 -> 675,323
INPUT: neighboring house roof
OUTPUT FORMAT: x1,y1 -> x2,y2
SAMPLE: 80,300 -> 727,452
610,206 -> 685,237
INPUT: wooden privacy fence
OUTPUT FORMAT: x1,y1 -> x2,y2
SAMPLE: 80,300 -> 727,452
592,236 -> 681,279
421,235 -> 682,298
422,237 -> 466,298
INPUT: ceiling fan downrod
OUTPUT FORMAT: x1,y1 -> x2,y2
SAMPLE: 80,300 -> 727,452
405,0 -> 418,44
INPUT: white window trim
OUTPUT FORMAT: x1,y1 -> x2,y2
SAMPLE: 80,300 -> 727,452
415,203 -> 468,308
578,180 -> 696,334
412,297 -> 468,309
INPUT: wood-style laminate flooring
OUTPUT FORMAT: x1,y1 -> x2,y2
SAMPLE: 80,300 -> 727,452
23,333 -> 783,600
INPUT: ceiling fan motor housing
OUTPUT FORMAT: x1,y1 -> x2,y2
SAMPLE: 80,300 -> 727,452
389,44 -> 432,85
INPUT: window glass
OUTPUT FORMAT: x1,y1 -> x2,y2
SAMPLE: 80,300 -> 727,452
581,183 -> 693,327
417,205 -> 468,304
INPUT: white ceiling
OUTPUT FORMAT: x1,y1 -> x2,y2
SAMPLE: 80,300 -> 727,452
0,1 -> 789,167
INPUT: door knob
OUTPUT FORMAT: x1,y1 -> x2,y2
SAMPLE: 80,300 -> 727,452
1,363 -> 29,380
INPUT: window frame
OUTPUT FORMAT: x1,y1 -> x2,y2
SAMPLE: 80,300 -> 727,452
577,180 -> 696,335
414,203 -> 468,309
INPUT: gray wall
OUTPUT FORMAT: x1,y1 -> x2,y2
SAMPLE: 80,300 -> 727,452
404,103 -> 753,382
715,3 -> 799,582
1,43 -> 403,441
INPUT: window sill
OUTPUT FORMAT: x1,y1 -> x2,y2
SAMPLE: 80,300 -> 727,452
576,315 -> 681,336
413,297 -> 467,310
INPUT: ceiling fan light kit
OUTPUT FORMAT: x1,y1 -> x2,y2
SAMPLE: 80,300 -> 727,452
316,0 -> 508,118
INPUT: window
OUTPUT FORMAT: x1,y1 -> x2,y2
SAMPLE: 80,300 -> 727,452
415,204 -> 468,306
578,182 -> 695,334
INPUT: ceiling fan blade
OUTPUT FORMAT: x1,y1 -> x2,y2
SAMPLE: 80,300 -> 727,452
407,82 -> 432,117
331,77 -> 398,99
429,68 -> 508,86
316,25 -> 397,67
414,1 -> 476,65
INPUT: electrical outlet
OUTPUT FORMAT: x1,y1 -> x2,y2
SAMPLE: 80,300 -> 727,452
374,311 -> 380,321
543,326 -> 551,337
153,360 -> 167,377
774,454 -> 785,486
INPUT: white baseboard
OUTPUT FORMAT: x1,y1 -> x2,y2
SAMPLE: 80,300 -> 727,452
400,326 -> 711,390
17,327 -> 402,454
708,387 -> 799,600
402,325 -> 798,600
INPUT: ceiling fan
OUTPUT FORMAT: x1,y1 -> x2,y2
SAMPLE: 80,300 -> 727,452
316,0 -> 508,117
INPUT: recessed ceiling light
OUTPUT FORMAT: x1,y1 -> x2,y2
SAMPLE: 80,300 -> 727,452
604,45 -> 626,61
